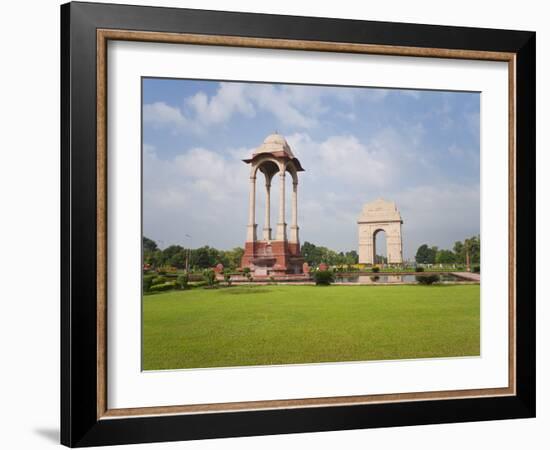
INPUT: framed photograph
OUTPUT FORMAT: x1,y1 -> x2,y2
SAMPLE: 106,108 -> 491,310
61,1 -> 535,447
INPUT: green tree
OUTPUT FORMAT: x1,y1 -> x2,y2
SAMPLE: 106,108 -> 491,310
436,249 -> 456,264
221,247 -> 244,270
143,237 -> 163,268
453,240 -> 465,263
415,244 -> 430,264
191,246 -> 218,268
162,245 -> 186,268
345,250 -> 359,265
143,236 -> 158,253
453,236 -> 480,264
301,241 -> 320,266
465,235 -> 481,264
302,241 -> 360,267
415,244 -> 437,264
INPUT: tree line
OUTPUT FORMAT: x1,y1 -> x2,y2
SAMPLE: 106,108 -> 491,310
415,235 -> 480,265
301,241 -> 359,267
143,237 -> 364,271
144,235 -> 479,271
143,237 -> 244,271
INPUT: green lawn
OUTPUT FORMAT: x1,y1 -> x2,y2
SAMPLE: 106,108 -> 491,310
142,285 -> 480,370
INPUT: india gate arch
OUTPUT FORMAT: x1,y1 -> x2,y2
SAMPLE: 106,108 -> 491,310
240,133 -> 305,275
358,199 -> 404,265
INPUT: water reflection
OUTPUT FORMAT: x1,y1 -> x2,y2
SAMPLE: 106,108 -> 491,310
335,274 -> 462,284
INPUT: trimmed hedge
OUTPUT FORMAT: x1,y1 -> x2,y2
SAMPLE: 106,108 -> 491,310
149,281 -> 177,292
143,275 -> 155,292
152,275 -> 167,285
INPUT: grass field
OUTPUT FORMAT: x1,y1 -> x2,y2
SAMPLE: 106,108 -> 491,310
142,285 -> 480,370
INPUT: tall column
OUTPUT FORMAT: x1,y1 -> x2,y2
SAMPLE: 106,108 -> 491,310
275,171 -> 287,240
263,181 -> 272,240
246,175 -> 257,242
289,181 -> 299,243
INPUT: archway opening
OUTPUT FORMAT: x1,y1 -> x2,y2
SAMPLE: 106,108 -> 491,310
373,229 -> 388,265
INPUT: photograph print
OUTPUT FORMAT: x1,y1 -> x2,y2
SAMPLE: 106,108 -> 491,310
141,78 -> 481,371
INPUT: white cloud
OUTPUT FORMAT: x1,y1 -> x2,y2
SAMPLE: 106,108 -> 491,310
143,144 -> 251,247
142,82 -> 394,134
287,125 -> 428,189
143,102 -> 188,130
185,82 -> 255,125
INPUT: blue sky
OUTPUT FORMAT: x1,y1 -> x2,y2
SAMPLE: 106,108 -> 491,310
142,78 -> 480,259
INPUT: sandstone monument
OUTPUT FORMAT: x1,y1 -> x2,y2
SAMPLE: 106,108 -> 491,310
358,199 -> 403,265
241,133 -> 305,275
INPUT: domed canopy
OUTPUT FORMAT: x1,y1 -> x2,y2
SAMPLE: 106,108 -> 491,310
253,133 -> 295,158
243,133 -> 304,172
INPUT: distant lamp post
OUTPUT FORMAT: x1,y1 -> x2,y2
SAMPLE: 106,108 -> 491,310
465,239 -> 471,272
185,234 -> 192,272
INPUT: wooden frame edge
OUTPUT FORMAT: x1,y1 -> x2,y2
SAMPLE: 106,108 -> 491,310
95,28 -> 517,420
98,29 -> 515,61
97,29 -> 108,419
508,55 -> 517,395
100,387 -> 515,419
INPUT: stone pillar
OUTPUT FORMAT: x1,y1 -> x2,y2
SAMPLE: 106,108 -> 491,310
386,223 -> 403,264
246,176 -> 257,242
276,171 -> 287,240
358,224 -> 375,265
289,181 -> 299,243
263,181 -> 272,240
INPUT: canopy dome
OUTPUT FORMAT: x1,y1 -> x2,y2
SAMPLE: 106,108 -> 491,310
242,133 -> 304,172
253,133 -> 295,158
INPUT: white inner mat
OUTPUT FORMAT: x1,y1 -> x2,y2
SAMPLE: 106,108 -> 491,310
107,40 -> 509,409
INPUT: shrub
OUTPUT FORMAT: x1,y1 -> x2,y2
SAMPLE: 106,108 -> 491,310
149,281 -> 177,292
224,273 -> 232,286
313,270 -> 335,286
203,269 -> 217,287
415,274 -> 439,285
416,267 -> 424,272
143,275 -> 155,293
472,265 -> 480,274
152,275 -> 167,285
243,268 -> 253,283
371,266 -> 380,273
177,273 -> 189,290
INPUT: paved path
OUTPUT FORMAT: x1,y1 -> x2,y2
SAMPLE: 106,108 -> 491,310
452,272 -> 480,282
